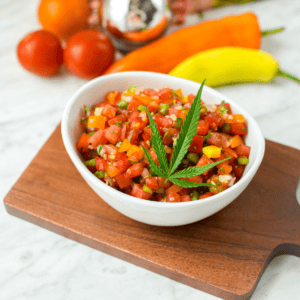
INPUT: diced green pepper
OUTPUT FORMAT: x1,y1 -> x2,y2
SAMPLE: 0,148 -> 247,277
143,185 -> 153,194
237,156 -> 249,165
94,171 -> 105,178
159,103 -> 169,115
190,191 -> 199,201
187,153 -> 199,164
84,158 -> 96,167
127,86 -> 137,93
117,100 -> 128,109
137,105 -> 146,111
174,117 -> 182,129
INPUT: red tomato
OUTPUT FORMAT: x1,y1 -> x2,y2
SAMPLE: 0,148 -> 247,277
124,163 -> 144,178
189,135 -> 204,153
88,129 -> 107,148
200,192 -> 214,199
104,124 -> 122,144
180,195 -> 191,202
236,144 -> 251,158
196,155 -> 213,175
131,184 -> 152,200
102,105 -> 117,119
64,30 -> 115,79
113,153 -> 130,172
145,177 -> 159,189
206,133 -> 230,148
205,113 -> 222,129
185,175 -> 203,183
127,100 -> 142,111
197,120 -> 210,136
96,157 -> 107,172
166,191 -> 181,202
115,173 -> 133,189
17,30 -> 63,77
230,123 -> 247,135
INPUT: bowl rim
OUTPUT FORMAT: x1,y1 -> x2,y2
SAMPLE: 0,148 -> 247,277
61,71 -> 265,208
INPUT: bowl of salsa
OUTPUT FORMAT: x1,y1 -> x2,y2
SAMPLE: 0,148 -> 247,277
62,71 -> 265,226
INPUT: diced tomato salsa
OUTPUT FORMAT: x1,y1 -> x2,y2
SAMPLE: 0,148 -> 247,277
77,86 -> 251,202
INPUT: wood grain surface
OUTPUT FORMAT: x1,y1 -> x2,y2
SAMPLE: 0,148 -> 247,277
4,124 -> 300,300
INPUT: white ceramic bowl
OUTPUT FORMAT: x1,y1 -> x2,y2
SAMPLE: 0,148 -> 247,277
61,71 -> 265,226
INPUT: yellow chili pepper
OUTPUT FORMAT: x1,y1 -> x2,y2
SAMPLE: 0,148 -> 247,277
169,47 -> 300,87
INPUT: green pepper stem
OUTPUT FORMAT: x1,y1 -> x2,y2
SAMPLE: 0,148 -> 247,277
261,27 -> 285,37
278,69 -> 300,83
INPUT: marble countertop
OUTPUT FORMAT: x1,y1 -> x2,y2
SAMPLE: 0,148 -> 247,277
1,0 -> 300,299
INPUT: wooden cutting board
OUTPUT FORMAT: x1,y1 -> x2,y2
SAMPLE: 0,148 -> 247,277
4,124 -> 300,300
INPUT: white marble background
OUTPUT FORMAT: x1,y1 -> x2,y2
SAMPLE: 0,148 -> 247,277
1,0 -> 300,299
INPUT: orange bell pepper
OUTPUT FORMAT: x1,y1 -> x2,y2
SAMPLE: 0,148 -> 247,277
104,13 -> 261,74
225,114 -> 245,124
230,135 -> 244,148
87,115 -> 106,129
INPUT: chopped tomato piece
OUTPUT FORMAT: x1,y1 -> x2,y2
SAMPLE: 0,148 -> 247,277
147,101 -> 159,112
115,173 -> 133,189
166,191 -> 181,202
103,144 -> 118,154
167,184 -> 184,193
145,177 -> 159,189
127,99 -> 142,111
200,192 -> 214,199
236,144 -> 251,158
96,156 -> 107,171
124,163 -> 144,178
125,129 -> 139,145
180,195 -> 191,202
205,112 -> 222,129
88,129 -> 107,148
230,123 -> 247,135
184,175 -> 203,183
104,124 -> 122,144
223,147 -> 238,159
207,132 -> 230,148
157,177 -> 172,189
163,128 -> 179,146
196,155 -> 213,175
131,183 -> 152,200
102,104 -> 117,119
189,135 -> 204,153
149,150 -> 159,165
157,88 -> 173,101
167,108 -> 179,117
108,114 -> 127,126
197,120 -> 210,136
113,152 -> 130,172
143,88 -> 158,97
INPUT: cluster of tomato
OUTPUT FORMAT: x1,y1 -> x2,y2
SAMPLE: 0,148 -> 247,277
16,0 -> 114,79
77,86 -> 251,202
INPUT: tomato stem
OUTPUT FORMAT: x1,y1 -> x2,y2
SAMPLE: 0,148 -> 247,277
278,69 -> 300,83
261,27 -> 285,37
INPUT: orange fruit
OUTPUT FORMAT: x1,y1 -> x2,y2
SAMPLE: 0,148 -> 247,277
37,0 -> 90,41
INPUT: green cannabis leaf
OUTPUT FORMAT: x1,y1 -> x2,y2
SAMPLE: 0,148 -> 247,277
142,79 -> 230,188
